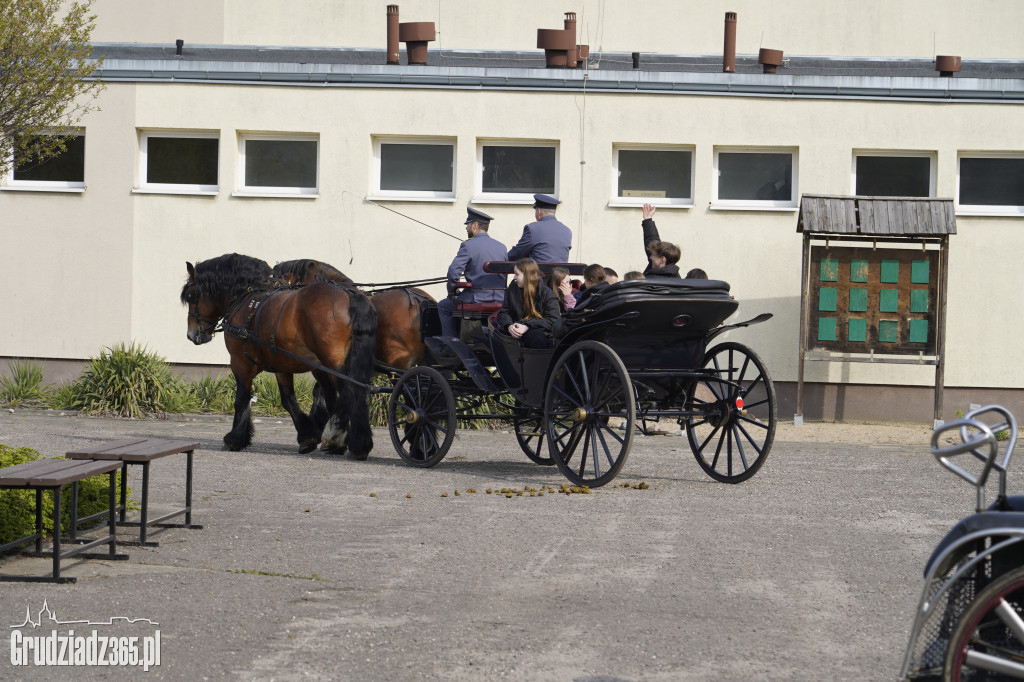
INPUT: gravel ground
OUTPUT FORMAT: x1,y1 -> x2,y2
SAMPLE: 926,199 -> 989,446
0,409 -> 977,681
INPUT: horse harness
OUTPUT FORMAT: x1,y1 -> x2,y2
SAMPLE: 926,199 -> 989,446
216,282 -> 376,390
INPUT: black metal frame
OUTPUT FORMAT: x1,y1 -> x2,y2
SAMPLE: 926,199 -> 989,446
0,468 -> 128,584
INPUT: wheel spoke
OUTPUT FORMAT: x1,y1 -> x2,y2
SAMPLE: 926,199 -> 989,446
596,421 -> 626,446
595,425 -> 617,470
590,427 -> 602,479
577,426 -> 591,477
552,382 -> 584,410
696,423 -> 722,454
737,414 -> 770,432
731,425 -> 750,471
734,420 -> 766,454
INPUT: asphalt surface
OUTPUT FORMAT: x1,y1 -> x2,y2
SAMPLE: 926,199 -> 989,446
0,410 -> 972,681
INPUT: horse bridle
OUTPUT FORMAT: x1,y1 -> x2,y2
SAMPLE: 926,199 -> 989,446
185,285 -> 223,337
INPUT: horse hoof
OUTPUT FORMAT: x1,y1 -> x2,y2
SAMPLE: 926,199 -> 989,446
321,445 -> 347,456
350,451 -> 369,461
298,440 -> 317,454
222,441 -> 245,451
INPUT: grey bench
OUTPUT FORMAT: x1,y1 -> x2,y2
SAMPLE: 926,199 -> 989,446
66,438 -> 202,546
0,458 -> 127,583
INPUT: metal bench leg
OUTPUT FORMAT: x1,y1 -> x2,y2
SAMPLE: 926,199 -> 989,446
119,464 -> 128,523
139,462 -> 150,545
52,486 -> 62,581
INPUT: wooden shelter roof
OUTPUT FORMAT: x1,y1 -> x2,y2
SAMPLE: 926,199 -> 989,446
797,195 -> 957,236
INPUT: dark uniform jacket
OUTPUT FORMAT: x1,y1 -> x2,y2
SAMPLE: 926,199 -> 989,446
496,280 -> 561,333
640,218 -> 681,278
446,232 -> 508,303
507,215 -> 572,263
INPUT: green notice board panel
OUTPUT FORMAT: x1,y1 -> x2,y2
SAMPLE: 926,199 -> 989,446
808,246 -> 937,354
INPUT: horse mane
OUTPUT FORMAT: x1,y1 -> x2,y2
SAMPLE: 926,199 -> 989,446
182,253 -> 273,304
272,259 -> 353,285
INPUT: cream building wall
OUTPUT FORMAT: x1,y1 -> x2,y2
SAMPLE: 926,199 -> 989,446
1,0 -> 1020,420
91,0 -> 1024,60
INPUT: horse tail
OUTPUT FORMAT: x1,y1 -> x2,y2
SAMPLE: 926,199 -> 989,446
340,285 -> 378,458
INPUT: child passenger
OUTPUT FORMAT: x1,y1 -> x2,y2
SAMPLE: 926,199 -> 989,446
497,258 -> 561,348
545,267 -> 576,313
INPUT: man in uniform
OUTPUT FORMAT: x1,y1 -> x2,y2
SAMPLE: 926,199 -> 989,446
437,207 -> 508,339
507,194 -> 572,263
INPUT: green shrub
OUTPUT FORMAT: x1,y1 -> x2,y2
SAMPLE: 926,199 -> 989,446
183,373 -> 236,414
250,373 -> 316,417
44,381 -> 79,411
72,342 -> 180,417
0,360 -> 49,407
0,445 -> 130,548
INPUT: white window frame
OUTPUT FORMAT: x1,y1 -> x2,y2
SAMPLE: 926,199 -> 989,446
234,132 -> 319,198
136,130 -> 220,195
474,139 -> 559,205
956,152 -> 1024,217
369,136 -> 456,202
1,130 -> 86,193
711,146 -> 798,211
610,144 -> 695,208
851,150 -> 936,198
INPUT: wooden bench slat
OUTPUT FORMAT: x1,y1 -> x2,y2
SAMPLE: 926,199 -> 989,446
0,458 -> 120,486
64,438 -> 151,457
66,439 -> 200,461
28,460 -> 121,486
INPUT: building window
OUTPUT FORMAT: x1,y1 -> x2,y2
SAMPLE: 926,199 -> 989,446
713,147 -> 797,209
612,146 -> 694,207
477,140 -> 557,203
372,138 -> 455,200
957,154 -> 1024,216
237,134 -> 318,196
4,133 -> 85,191
853,152 -> 934,197
139,131 -> 219,194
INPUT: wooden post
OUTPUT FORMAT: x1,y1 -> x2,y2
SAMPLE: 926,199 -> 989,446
934,236 -> 949,427
795,233 -> 810,425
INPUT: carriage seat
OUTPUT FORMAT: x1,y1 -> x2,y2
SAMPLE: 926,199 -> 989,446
923,510 -> 1024,577
451,282 -> 503,319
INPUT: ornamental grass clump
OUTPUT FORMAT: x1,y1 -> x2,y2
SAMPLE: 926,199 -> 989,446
0,444 -> 130,548
72,342 -> 180,417
0,360 -> 49,407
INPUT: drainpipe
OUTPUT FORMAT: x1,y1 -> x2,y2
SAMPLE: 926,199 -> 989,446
723,12 -> 737,73
386,5 -> 400,65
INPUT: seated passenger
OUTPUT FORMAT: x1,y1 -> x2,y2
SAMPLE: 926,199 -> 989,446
603,267 -> 619,285
496,258 -> 560,348
685,268 -> 708,279
640,204 -> 682,278
623,270 -> 645,280
574,264 -> 609,306
545,266 -> 576,314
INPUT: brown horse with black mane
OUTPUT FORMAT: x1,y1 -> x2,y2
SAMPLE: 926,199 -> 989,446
272,259 -> 434,371
182,253 -> 377,458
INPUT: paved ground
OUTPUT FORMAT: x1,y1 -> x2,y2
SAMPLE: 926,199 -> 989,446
0,410 -> 972,680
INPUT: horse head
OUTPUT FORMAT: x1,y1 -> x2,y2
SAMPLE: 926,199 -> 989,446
181,254 -> 273,345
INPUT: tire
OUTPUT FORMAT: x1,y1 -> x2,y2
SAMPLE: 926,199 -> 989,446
513,409 -> 556,465
944,565 -> 1024,681
685,342 -> 776,483
387,366 -> 457,468
543,340 -> 635,487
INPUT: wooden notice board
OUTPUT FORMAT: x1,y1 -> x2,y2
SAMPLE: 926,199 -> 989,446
808,246 -> 938,356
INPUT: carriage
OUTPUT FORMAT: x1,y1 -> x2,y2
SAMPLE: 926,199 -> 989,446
384,261 -> 777,488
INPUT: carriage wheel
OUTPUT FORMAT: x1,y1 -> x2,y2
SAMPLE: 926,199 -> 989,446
388,366 -> 457,468
513,410 -> 556,466
685,342 -> 776,483
543,340 -> 635,487
944,565 -> 1024,681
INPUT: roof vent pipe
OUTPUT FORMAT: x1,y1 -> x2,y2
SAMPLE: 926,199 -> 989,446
564,12 -> 577,68
935,55 -> 961,77
632,51 -> 640,69
723,12 -> 737,73
175,39 -> 183,56
758,48 -> 784,74
399,21 -> 435,65
576,44 -> 589,67
386,5 -> 400,65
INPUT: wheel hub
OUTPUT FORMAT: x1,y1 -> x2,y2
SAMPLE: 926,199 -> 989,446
406,409 -> 421,425
573,406 -> 590,422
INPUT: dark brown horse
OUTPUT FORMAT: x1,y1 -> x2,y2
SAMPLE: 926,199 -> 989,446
272,259 -> 434,371
182,253 -> 377,457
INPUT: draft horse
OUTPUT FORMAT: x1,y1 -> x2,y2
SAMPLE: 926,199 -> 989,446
181,253 -> 377,457
272,259 -> 434,371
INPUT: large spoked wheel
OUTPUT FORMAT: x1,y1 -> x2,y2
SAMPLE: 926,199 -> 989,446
513,409 -> 556,466
685,342 -> 776,483
388,366 -> 457,468
944,565 -> 1024,681
543,340 -> 636,487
